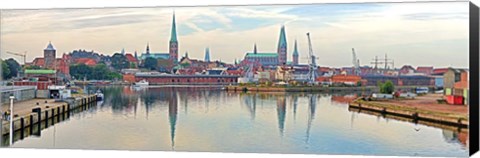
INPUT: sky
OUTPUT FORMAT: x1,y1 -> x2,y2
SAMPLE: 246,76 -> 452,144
0,1 -> 470,68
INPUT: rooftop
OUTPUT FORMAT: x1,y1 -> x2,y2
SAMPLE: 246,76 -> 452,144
245,52 -> 278,58
25,69 -> 56,74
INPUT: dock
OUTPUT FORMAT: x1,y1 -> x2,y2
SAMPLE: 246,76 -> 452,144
348,94 -> 468,128
1,94 -> 98,145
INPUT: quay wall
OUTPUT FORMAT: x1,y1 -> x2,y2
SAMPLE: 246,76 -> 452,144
348,100 -> 468,128
1,86 -> 36,104
1,94 -> 97,137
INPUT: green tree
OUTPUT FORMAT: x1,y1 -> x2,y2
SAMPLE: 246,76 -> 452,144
378,80 -> 395,94
180,62 -> 190,68
92,64 -> 109,80
1,60 -> 10,80
143,57 -> 157,70
383,80 -> 395,94
70,64 -> 92,80
5,58 -> 21,79
111,53 -> 129,70
25,65 -> 41,70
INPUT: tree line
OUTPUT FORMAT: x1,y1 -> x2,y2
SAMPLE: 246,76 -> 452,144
1,58 -> 21,80
70,63 -> 122,80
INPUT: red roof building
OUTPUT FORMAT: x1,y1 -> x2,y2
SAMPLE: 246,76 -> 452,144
416,66 -> 434,75
75,58 -> 97,66
432,68 -> 449,75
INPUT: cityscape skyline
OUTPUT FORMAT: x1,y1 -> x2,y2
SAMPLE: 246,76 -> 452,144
0,2 -> 469,68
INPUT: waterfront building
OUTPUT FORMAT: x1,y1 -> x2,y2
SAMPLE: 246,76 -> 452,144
331,74 -> 363,86
275,66 -> 293,82
432,68 -> 449,75
362,75 -> 434,86
292,67 -> 310,82
125,53 -> 139,68
242,44 -> 279,66
416,66 -> 434,75
135,73 -> 238,85
28,42 -> 70,79
15,69 -> 57,90
44,42 -> 56,68
399,65 -> 416,75
443,68 -> 468,105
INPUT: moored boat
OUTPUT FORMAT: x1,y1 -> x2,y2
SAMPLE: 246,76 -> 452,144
95,89 -> 104,101
134,79 -> 149,86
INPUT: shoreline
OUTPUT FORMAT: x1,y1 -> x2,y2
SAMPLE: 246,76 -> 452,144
349,97 -> 468,128
225,85 -> 433,92
1,94 -> 98,145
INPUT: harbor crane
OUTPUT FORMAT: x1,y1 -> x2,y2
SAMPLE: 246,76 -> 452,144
6,51 -> 27,65
306,32 -> 318,85
352,48 -> 360,76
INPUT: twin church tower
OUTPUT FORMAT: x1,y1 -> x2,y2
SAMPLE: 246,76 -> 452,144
145,12 -> 299,66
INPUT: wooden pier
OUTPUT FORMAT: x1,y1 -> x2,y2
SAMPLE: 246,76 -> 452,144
1,94 -> 98,144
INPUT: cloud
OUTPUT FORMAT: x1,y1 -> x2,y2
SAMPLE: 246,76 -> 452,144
0,2 -> 470,68
402,12 -> 468,21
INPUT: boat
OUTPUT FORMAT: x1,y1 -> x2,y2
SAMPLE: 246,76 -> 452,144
95,89 -> 104,101
134,79 -> 149,86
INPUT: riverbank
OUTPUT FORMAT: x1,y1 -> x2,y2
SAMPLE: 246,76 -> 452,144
225,85 -> 431,93
1,94 -> 98,141
349,94 -> 468,128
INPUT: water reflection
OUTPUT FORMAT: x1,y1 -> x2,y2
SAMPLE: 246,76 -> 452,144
169,89 -> 178,150
276,96 -> 286,136
305,94 -> 317,144
7,86 -> 468,157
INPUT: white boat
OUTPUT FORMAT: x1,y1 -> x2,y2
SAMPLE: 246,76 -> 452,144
134,79 -> 149,86
95,89 -> 104,101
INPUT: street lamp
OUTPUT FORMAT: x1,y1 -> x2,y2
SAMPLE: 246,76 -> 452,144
9,95 -> 14,146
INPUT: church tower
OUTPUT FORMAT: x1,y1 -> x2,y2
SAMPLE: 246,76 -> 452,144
44,41 -> 56,69
277,25 -> 287,65
292,39 -> 299,65
169,12 -> 178,64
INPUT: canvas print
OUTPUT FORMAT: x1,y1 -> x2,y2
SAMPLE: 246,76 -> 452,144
0,1 -> 476,157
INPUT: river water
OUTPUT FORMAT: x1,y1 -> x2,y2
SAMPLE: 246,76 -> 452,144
7,86 -> 468,157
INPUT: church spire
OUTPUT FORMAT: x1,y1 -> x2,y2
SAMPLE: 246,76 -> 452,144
293,39 -> 299,65
169,12 -> 179,64
170,12 -> 178,43
205,47 -> 210,62
146,42 -> 150,55
293,40 -> 298,56
277,25 -> 287,65
278,25 -> 287,49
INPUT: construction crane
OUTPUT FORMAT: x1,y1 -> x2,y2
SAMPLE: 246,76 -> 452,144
352,48 -> 360,76
306,32 -> 318,85
6,51 -> 27,65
